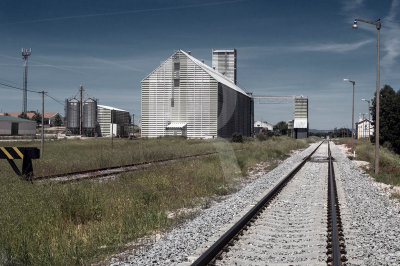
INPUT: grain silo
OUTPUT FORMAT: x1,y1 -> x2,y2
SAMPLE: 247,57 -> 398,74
82,98 -> 97,136
65,98 -> 80,135
141,49 -> 253,138
293,96 -> 308,139
212,49 -> 237,84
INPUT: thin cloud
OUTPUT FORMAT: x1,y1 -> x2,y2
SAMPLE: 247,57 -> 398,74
342,0 -> 365,11
90,57 -> 144,72
0,0 -> 247,25
238,39 -> 373,59
295,39 -> 373,53
382,0 -> 400,68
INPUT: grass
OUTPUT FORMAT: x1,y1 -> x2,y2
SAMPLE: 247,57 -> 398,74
334,138 -> 400,186
0,137 -> 224,178
390,193 -> 400,202
0,136 -> 309,265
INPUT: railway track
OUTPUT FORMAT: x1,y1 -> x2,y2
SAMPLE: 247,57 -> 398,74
34,151 -> 224,182
192,141 -> 347,265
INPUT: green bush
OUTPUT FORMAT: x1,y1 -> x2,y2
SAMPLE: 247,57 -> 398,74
231,133 -> 243,143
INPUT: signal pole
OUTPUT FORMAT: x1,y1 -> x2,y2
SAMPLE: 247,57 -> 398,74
41,91 -> 46,158
79,85 -> 83,135
22,48 -> 32,113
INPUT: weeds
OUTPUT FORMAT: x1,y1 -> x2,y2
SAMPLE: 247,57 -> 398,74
335,138 -> 400,186
0,136 -> 307,265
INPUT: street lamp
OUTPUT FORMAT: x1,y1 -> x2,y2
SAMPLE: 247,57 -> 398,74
353,18 -> 381,174
344,79 -> 355,154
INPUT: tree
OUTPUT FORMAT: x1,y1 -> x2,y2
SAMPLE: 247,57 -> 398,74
273,121 -> 288,136
53,114 -> 63,126
32,112 -> 42,126
371,85 -> 400,154
18,112 -> 28,119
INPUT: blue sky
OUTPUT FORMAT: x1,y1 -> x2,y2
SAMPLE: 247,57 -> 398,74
0,0 -> 399,129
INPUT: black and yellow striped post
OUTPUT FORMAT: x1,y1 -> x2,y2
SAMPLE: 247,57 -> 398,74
0,147 -> 40,180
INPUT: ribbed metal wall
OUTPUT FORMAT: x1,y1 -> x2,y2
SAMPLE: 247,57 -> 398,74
212,49 -> 237,84
294,97 -> 309,139
97,105 -> 131,137
294,97 -> 308,119
141,51 -> 218,138
82,99 -> 97,129
65,98 -> 80,130
217,83 -> 253,138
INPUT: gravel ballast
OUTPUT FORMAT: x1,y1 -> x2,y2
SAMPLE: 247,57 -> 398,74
331,142 -> 400,265
217,143 -> 328,265
110,142 -> 320,265
111,141 -> 400,265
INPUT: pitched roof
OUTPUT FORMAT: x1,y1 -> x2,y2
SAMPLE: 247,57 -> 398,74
180,50 -> 249,96
0,112 -> 60,119
98,105 -> 128,112
356,119 -> 372,124
0,115 -> 35,123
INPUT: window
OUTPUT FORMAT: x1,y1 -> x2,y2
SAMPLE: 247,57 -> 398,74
174,62 -> 180,71
174,79 -> 179,87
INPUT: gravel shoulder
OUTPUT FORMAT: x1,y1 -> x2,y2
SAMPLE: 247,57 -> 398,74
109,142 -> 320,265
331,142 -> 400,265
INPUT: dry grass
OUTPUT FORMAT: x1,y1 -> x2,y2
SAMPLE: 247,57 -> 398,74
334,138 -> 400,186
0,136 -> 308,265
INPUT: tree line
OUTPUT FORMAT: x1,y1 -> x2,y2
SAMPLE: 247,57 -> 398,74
371,84 -> 400,154
2,112 -> 63,127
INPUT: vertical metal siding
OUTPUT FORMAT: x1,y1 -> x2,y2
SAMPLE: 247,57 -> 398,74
141,51 -> 218,138
217,84 -> 252,138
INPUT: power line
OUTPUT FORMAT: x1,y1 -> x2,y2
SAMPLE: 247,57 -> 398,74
45,93 -> 64,106
0,81 -> 40,93
0,80 -> 64,106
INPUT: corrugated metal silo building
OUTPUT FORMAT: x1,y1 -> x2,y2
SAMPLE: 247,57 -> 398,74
293,96 -> 308,139
141,50 -> 253,138
212,49 -> 237,84
97,105 -> 131,137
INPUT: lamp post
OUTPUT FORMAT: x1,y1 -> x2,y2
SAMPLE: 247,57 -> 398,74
353,18 -> 381,174
344,79 -> 355,154
362,98 -> 371,140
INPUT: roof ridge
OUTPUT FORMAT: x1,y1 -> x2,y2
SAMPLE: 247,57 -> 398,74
180,50 -> 249,96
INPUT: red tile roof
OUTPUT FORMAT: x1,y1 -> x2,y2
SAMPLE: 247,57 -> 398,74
0,112 -> 60,119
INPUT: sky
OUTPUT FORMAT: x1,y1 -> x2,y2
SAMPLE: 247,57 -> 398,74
0,0 -> 399,130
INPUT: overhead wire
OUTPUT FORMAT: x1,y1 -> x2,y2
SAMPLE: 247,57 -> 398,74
0,81 -> 40,93
0,80 -> 64,106
45,93 -> 64,106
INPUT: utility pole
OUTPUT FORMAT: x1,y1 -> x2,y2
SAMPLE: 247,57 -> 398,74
79,85 -> 83,135
41,90 -> 45,158
22,48 -> 32,113
111,109 -> 114,149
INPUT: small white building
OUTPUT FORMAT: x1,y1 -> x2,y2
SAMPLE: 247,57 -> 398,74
0,116 -> 36,135
97,105 -> 131,137
254,121 -> 273,133
356,119 -> 373,139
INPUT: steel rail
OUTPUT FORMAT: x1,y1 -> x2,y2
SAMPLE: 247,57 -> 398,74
34,151 -> 220,182
192,141 -> 325,266
327,141 -> 347,265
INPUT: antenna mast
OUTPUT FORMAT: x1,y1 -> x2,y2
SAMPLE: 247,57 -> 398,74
21,48 -> 32,113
